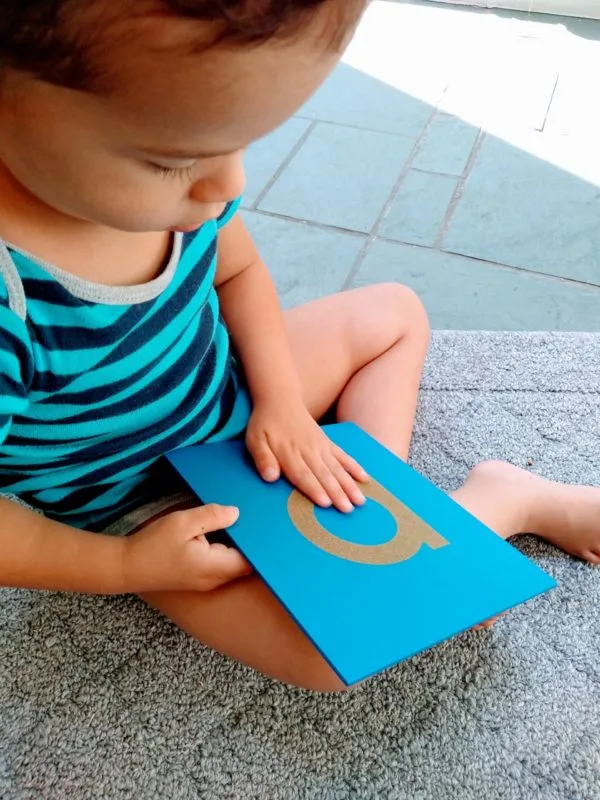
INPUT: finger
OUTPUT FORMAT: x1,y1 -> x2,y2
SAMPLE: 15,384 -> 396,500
309,458 -> 356,513
326,455 -> 367,508
182,504 -> 240,537
204,546 -> 253,587
248,436 -> 281,483
281,455 -> 332,508
332,446 -> 369,482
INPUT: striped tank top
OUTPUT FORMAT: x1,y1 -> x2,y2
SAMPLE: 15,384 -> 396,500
0,200 -> 245,531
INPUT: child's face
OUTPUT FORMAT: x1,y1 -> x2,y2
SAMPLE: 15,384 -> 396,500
0,15 -> 342,233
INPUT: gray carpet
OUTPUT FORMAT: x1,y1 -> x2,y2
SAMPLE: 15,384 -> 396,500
2,331 -> 599,800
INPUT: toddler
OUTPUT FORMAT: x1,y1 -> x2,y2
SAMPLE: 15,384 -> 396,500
1,0 -> 598,692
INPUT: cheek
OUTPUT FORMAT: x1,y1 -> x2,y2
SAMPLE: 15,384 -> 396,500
17,147 -> 188,231
78,179 -> 187,231
79,185 -> 182,231
0,85 -> 189,232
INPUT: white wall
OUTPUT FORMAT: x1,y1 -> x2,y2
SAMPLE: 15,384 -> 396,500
432,1 -> 600,20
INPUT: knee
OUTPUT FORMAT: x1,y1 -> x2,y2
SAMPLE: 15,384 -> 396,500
362,282 -> 430,342
386,282 -> 429,336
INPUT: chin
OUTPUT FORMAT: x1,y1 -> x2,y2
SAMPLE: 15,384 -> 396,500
168,222 -> 207,234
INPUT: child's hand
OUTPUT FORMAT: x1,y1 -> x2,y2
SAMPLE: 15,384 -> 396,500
122,505 -> 252,592
245,398 -> 369,513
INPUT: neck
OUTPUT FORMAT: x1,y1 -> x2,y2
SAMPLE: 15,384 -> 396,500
0,160 -> 170,287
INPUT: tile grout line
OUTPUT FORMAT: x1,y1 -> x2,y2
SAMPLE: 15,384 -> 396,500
247,207 -> 600,293
341,104 -> 443,291
428,247 -> 600,291
371,105 -> 442,239
433,126 -> 485,250
250,115 -> 427,213
411,166 -> 466,179
537,71 -> 560,134
339,237 -> 377,292
375,230 -> 600,292
292,113 -> 427,139
251,120 -> 318,211
246,207 -> 369,239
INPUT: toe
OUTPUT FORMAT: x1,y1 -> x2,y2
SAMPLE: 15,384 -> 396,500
580,549 -> 600,565
473,616 -> 500,630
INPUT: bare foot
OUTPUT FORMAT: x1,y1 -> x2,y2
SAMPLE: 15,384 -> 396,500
457,460 -> 600,565
473,615 -> 503,631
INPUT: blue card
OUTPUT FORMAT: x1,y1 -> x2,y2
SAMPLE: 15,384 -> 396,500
166,423 -> 556,685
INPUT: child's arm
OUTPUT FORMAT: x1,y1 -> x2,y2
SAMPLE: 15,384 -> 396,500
0,497 -> 127,593
0,499 -> 249,594
215,215 -> 305,405
215,215 -> 367,511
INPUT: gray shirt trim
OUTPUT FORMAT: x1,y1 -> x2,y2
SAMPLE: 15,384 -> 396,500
0,232 -> 183,308
0,241 -> 28,320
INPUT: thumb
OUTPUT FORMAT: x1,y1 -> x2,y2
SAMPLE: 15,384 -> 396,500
187,503 -> 240,538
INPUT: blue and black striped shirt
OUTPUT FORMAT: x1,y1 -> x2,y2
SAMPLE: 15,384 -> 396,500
0,200 -> 245,531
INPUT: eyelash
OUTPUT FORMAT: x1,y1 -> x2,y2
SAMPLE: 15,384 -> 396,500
147,163 -> 196,181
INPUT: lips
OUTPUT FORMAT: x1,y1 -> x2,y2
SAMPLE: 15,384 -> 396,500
169,203 -> 229,233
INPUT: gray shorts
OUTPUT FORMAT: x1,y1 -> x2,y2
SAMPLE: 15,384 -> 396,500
100,491 -> 200,536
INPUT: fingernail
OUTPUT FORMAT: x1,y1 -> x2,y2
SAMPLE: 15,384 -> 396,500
227,506 -> 240,520
319,495 -> 332,507
341,500 -> 354,513
262,467 -> 279,482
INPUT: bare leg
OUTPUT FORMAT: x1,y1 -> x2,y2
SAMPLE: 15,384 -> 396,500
287,287 -> 600,563
141,284 -> 430,691
284,283 -> 430,460
453,460 -> 600,564
140,459 -> 600,689
139,285 -> 599,691
451,460 -> 600,629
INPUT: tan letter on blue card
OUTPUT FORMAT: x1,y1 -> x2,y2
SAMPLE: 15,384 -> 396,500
287,480 -> 448,565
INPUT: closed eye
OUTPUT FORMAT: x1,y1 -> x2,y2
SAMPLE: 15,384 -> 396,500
147,162 -> 196,181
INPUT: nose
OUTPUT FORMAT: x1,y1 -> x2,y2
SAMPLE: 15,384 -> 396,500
189,151 -> 246,204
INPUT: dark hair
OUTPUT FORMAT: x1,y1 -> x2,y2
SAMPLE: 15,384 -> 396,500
0,0 -> 365,92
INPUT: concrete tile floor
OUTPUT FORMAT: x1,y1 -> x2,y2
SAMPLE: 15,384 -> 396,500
241,0 -> 600,331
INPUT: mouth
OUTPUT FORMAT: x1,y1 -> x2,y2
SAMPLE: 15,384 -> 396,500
169,203 -> 229,234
